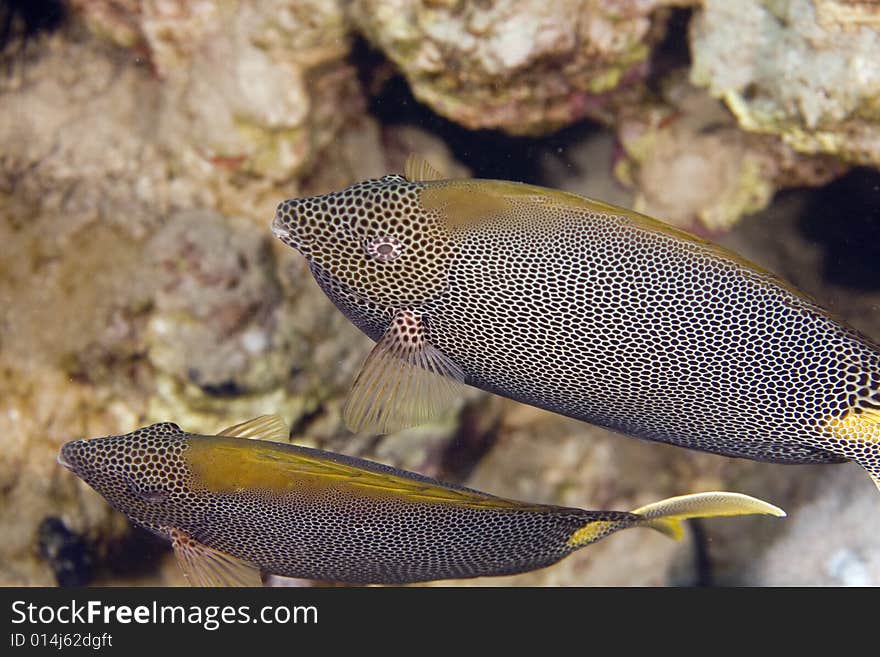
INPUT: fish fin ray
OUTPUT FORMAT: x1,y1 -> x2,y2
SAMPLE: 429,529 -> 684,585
169,529 -> 263,587
218,415 -> 290,443
631,491 -> 786,541
404,154 -> 445,182
344,310 -> 465,434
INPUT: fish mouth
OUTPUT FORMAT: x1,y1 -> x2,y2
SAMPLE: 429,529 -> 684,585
270,214 -> 291,242
56,441 -> 78,472
271,214 -> 314,255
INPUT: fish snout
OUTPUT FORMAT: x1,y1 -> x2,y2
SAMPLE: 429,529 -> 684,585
57,440 -> 84,473
272,199 -> 313,253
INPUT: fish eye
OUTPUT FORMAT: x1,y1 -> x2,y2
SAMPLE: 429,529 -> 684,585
366,235 -> 404,262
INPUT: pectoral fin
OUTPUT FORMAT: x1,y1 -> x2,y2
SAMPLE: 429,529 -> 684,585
343,310 -> 465,435
218,415 -> 290,443
631,491 -> 786,541
169,528 -> 263,587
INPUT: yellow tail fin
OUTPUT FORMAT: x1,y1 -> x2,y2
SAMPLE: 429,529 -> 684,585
632,492 -> 786,541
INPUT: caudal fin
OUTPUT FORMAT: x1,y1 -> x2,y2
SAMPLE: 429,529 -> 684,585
632,492 -> 786,541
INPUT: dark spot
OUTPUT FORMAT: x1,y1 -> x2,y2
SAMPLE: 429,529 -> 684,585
800,167 -> 880,291
37,517 -> 94,587
289,405 -> 325,437
1,0 -> 67,56
98,524 -> 171,581
200,380 -> 243,397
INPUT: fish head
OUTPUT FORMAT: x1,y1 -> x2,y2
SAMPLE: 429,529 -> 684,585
272,175 -> 455,336
58,422 -> 195,535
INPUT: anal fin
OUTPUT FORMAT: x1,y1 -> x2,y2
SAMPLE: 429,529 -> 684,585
343,310 -> 465,435
169,528 -> 263,587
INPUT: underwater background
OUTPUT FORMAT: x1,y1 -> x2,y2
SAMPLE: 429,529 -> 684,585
1,0 -> 879,586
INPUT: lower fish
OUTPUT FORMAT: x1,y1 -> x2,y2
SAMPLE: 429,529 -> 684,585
58,415 -> 785,585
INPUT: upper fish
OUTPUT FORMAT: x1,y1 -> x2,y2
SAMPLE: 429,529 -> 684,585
272,155 -> 880,492
57,415 -> 784,585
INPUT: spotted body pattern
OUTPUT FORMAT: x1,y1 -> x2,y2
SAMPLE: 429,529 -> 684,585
57,420 -> 782,585
272,167 -> 880,489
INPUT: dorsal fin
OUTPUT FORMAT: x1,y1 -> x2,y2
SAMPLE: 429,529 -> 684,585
218,415 -> 290,443
404,154 -> 445,182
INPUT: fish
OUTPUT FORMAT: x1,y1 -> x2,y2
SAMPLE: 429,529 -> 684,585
57,415 -> 784,585
271,155 -> 880,492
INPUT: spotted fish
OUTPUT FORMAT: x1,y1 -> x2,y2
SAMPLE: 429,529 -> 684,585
271,156 -> 880,491
57,415 -> 783,585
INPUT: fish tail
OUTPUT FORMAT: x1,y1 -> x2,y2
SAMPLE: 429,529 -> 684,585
631,492 -> 786,541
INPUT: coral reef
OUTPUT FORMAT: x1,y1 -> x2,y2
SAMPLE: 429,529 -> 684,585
691,0 -> 880,168
69,0 -> 362,219
1,0 -> 878,587
614,73 -> 845,231
349,0 -> 680,135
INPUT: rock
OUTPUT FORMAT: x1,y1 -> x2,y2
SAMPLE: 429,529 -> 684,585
691,0 -> 880,168
614,73 -> 845,231
538,126 -> 635,209
716,465 -> 880,585
145,209 -> 289,397
349,0 -> 680,135
68,0 -> 363,220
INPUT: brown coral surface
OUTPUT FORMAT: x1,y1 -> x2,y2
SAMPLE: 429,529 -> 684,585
1,0 -> 878,587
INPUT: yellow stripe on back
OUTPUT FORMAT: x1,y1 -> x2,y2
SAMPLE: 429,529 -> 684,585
185,436 -> 548,511
419,178 -> 816,304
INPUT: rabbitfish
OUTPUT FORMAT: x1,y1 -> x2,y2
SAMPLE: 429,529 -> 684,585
272,156 -> 880,492
57,415 -> 784,585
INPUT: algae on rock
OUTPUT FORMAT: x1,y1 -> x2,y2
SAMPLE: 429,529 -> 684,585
691,0 -> 880,168
349,0 -> 683,135
613,74 -> 845,231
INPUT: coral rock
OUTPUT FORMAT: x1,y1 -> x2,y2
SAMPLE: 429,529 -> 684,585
69,0 -> 363,219
615,74 -> 845,231
349,0 -> 680,135
691,0 -> 880,167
